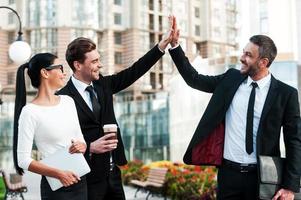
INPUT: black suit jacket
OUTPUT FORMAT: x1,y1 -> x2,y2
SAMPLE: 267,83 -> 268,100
169,45 -> 301,192
57,45 -> 164,183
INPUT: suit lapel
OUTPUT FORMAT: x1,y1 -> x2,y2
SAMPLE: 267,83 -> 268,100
66,79 -> 98,122
224,73 -> 248,111
258,75 -> 278,129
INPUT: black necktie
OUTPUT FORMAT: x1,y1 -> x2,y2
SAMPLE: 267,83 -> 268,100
86,85 -> 101,120
246,82 -> 258,154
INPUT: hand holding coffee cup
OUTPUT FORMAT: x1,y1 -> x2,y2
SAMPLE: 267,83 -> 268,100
103,124 -> 118,139
103,124 -> 118,150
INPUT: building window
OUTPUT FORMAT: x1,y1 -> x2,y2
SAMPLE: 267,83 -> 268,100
114,13 -> 122,25
259,0 -> 268,33
114,0 -> 122,5
213,27 -> 221,38
195,25 -> 200,36
149,14 -> 154,30
9,0 -> 15,4
114,32 -> 122,45
149,33 -> 155,48
260,18 -> 268,33
213,8 -> 220,20
159,73 -> 163,89
212,44 -> 221,56
227,28 -> 236,43
150,72 -> 156,89
149,0 -> 154,10
159,15 -> 163,31
195,7 -> 200,18
8,12 -> 15,24
159,0 -> 163,12
8,31 -> 15,44
30,28 -> 58,50
114,52 -> 122,64
7,72 -> 15,85
226,11 -> 236,25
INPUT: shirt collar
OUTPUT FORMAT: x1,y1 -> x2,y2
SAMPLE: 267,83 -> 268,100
71,76 -> 94,93
246,73 -> 271,89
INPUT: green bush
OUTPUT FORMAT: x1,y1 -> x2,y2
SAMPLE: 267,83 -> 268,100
120,160 -> 217,200
0,177 -> 5,200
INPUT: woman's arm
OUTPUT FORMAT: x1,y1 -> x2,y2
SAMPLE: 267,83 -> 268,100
28,161 -> 80,187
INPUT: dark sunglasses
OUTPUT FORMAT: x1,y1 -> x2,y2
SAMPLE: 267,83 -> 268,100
45,64 -> 64,73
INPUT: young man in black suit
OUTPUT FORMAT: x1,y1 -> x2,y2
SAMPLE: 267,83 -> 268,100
57,24 -> 173,199
168,16 -> 301,200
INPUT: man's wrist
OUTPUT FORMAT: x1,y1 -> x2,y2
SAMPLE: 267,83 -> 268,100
170,41 -> 179,48
157,43 -> 166,53
89,142 -> 94,153
170,43 -> 179,50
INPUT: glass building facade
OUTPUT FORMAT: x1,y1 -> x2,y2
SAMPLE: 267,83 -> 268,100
232,61 -> 299,89
114,92 -> 169,163
269,61 -> 299,89
0,101 -> 14,170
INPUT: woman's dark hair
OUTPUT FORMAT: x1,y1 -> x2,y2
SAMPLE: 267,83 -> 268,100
65,37 -> 96,72
13,53 -> 57,175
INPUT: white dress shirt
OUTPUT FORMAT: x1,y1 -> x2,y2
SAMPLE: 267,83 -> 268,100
71,76 -> 96,111
223,74 -> 271,164
71,76 -> 114,162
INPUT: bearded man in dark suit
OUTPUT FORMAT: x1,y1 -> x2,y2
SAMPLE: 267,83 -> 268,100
168,16 -> 301,200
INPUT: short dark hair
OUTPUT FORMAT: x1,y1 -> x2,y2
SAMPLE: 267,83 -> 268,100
249,35 -> 277,67
65,37 -> 96,71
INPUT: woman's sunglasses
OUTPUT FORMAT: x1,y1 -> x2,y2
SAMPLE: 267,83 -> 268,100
45,64 -> 64,73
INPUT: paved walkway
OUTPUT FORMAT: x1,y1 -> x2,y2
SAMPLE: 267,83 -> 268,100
22,171 -> 167,200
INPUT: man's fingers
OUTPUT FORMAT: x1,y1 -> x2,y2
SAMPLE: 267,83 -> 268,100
104,143 -> 117,150
173,16 -> 177,30
168,15 -> 173,29
102,133 -> 116,140
102,139 -> 118,146
272,190 -> 281,200
272,188 -> 294,200
169,30 -> 174,39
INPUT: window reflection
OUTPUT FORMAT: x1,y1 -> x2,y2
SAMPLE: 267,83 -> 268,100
270,61 -> 298,89
115,93 -> 169,162
29,28 -> 58,54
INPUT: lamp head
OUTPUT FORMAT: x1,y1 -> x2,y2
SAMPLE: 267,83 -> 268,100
9,40 -> 31,64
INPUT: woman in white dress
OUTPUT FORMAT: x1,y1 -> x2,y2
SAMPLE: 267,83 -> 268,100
13,53 -> 88,199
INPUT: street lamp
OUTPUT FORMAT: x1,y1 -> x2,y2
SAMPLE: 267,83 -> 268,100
0,6 -> 31,64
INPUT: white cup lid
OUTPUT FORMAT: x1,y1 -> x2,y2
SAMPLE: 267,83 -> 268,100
103,124 -> 117,129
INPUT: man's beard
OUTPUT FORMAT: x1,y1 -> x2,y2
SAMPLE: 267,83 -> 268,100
240,61 -> 260,77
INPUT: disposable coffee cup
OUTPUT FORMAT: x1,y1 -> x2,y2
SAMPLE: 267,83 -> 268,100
103,124 -> 118,140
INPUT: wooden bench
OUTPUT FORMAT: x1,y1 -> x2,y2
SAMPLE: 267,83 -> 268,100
130,167 -> 168,200
0,170 -> 27,200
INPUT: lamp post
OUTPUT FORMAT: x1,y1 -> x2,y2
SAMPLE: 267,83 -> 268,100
0,6 -> 31,64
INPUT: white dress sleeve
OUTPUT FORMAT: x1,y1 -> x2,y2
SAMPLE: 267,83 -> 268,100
17,107 -> 36,170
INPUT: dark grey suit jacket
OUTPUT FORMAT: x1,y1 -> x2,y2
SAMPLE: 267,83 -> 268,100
169,45 -> 301,192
